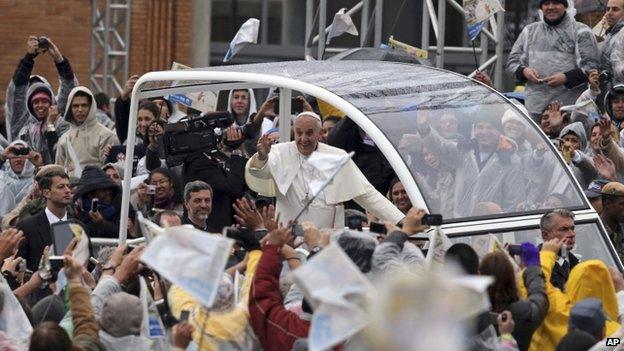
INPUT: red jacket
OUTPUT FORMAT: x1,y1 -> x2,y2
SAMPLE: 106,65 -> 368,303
249,244 -> 310,351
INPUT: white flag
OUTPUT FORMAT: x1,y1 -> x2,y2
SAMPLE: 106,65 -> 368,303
140,276 -> 166,339
326,8 -> 359,45
561,99 -> 601,121
292,243 -> 374,351
306,151 -> 354,197
223,18 -> 260,62
425,226 -> 452,269
0,276 -> 32,349
140,227 -> 233,308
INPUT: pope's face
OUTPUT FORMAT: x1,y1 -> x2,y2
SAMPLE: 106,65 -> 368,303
293,116 -> 321,156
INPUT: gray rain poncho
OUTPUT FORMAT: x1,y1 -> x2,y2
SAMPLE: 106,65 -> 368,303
506,14 -> 599,117
2,141 -> 36,214
600,19 -> 624,75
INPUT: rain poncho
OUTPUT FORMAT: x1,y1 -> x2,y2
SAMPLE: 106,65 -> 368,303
55,87 -> 119,169
506,14 -> 599,117
2,140 -> 36,213
420,126 -> 526,217
601,19 -> 624,75
525,251 -> 621,351
6,51 -> 76,146
559,122 -> 598,189
609,25 -> 624,84
168,250 -> 262,351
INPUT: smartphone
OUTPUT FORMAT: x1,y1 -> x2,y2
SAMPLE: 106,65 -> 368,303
51,222 -> 75,256
369,222 -> 387,235
91,198 -> 99,213
275,98 -> 304,114
421,214 -> 443,226
180,310 -> 190,322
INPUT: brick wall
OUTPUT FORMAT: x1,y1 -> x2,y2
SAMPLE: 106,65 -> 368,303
0,0 -> 191,104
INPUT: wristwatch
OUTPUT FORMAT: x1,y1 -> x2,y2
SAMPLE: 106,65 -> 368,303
101,265 -> 116,274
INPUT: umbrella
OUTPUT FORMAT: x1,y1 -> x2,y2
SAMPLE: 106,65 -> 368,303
328,47 -> 431,66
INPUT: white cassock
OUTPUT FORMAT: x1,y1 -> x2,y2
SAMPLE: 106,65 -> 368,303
245,141 -> 404,228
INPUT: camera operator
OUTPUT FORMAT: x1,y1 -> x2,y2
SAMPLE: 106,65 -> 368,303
183,125 -> 248,231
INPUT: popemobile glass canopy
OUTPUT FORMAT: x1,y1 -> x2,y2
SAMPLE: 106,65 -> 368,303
119,60 -> 622,268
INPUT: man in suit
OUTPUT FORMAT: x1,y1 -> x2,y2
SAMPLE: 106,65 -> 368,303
17,169 -> 73,271
540,209 -> 579,291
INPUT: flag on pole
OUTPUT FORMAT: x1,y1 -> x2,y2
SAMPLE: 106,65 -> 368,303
326,8 -> 359,45
306,151 -> 355,197
463,0 -> 504,40
223,18 -> 260,62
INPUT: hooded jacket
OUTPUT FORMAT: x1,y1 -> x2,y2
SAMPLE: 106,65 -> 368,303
2,140 -> 36,213
601,19 -> 624,75
506,14 -> 599,117
7,52 -> 75,156
559,122 -> 598,189
55,87 -> 119,170
526,251 -> 621,351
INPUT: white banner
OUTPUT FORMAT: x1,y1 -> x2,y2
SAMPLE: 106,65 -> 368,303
140,227 -> 233,308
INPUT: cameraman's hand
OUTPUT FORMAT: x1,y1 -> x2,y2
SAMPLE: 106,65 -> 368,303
256,134 -> 272,161
257,96 -> 278,119
121,74 -> 140,101
233,198 -> 264,231
223,126 -> 244,151
27,36 -> 39,55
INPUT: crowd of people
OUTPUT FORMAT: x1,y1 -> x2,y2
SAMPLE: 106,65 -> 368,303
2,0 -> 624,350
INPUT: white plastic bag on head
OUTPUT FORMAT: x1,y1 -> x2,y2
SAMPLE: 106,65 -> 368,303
0,276 -> 32,350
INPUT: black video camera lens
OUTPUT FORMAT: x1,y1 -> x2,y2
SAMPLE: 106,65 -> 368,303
16,147 -> 30,156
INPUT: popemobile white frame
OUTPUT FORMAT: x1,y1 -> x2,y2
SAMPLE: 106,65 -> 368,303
95,61 -> 622,271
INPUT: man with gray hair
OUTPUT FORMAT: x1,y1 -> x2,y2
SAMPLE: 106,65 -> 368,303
540,208 -> 579,290
181,180 -> 217,232
246,111 -> 404,229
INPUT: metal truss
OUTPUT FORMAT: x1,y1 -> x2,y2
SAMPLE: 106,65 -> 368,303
89,0 -> 131,97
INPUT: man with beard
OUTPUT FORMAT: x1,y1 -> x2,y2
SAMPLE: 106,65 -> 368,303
181,180 -> 217,232
506,0 -> 599,122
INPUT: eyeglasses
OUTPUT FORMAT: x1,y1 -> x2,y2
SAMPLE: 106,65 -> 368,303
150,179 -> 170,186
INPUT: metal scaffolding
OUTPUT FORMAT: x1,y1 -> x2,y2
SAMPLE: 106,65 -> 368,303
423,0 -> 506,90
304,0 -> 506,90
89,0 -> 131,97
